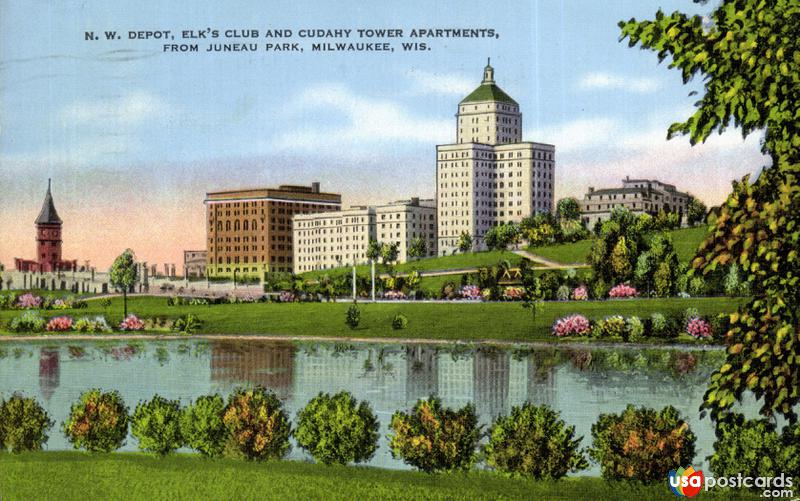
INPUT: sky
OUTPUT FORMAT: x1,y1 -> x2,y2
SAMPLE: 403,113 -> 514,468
0,0 -> 769,270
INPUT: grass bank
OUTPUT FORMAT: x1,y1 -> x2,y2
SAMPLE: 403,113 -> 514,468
0,452 -> 758,501
0,295 -> 743,343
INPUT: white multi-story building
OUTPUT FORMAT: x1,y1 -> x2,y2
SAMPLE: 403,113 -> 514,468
436,60 -> 556,255
580,176 -> 692,228
292,198 -> 436,274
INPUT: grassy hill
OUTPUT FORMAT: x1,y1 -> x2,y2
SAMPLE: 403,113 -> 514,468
300,250 -> 527,280
527,226 -> 709,266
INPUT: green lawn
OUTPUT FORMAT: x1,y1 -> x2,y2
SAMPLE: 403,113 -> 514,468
0,295 -> 743,343
300,250 -> 526,280
527,226 -> 710,266
0,452 -> 758,501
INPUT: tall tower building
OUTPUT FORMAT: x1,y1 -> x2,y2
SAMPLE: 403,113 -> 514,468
35,179 -> 64,272
436,60 -> 556,255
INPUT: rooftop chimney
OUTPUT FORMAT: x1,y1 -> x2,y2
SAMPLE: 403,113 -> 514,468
311,182 -> 320,193
588,187 -> 595,193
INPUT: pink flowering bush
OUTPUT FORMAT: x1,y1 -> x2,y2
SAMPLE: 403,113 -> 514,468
384,290 -> 407,300
460,285 -> 482,300
17,293 -> 43,309
279,291 -> 295,303
502,287 -> 524,301
119,314 -> 145,331
686,317 -> 712,339
552,314 -> 592,337
46,316 -> 74,332
572,286 -> 589,301
608,284 -> 638,299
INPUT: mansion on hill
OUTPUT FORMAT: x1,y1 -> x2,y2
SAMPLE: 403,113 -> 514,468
580,176 -> 692,228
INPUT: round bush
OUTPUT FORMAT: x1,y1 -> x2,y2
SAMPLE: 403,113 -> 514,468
391,314 -> 409,330
709,414 -> 784,479
131,395 -> 184,456
180,394 -> 226,457
388,397 -> 480,473
485,403 -> 587,479
222,387 -> 291,460
0,394 -> 54,452
63,389 -> 129,452
9,311 -> 46,332
593,316 -> 626,339
589,404 -> 695,483
295,391 -> 379,465
625,316 -> 645,343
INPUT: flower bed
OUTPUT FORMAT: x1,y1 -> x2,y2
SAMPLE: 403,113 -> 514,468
552,314 -> 591,337
608,284 -> 638,299
460,285 -> 482,300
383,290 -> 407,300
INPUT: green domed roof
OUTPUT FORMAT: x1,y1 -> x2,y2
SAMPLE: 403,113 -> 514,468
460,60 -> 518,105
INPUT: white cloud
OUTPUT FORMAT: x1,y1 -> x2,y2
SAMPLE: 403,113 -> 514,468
578,72 -> 661,93
271,83 -> 451,151
405,70 -> 474,96
527,117 -> 620,153
59,91 -> 169,126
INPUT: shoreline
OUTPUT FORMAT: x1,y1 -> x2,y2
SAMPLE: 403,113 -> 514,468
0,332 -> 724,350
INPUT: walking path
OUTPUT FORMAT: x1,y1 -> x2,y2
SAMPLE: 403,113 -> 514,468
511,249 -> 589,269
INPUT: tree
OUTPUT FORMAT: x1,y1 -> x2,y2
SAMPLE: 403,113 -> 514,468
610,236 -> 632,280
621,0 -> 800,421
556,197 -> 581,221
109,249 -> 138,317
484,223 -> 521,251
408,237 -> 427,260
686,196 -> 708,226
380,242 -> 400,265
366,240 -> 382,262
457,231 -> 473,253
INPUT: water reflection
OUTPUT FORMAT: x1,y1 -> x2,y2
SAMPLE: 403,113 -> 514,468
0,340 -> 747,474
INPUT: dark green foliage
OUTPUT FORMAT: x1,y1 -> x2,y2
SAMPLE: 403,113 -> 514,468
392,313 -> 408,330
484,223 -> 521,251
408,237 -> 427,259
388,397 -> 480,473
589,405 -> 696,483
484,403 -> 587,479
709,414 -> 784,479
131,395 -> 184,456
457,231 -> 472,253
295,392 -> 379,465
173,314 -> 202,334
556,197 -> 581,221
180,394 -> 227,457
63,389 -> 129,452
687,197 -> 707,226
222,387 -> 291,460
621,0 -> 800,422
345,303 -> 360,329
0,394 -> 53,452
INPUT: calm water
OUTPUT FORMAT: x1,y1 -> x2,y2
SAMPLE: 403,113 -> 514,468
0,339 -> 756,474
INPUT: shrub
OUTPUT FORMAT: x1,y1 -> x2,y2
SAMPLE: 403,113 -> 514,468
686,317 -> 712,340
173,314 -> 202,334
556,285 -> 571,301
131,395 -> 184,456
608,284 -> 638,299
648,312 -> 677,339
485,403 -> 587,479
74,316 -> 112,333
392,313 -> 409,330
593,316 -> 626,339
502,287 -> 524,301
388,397 -> 480,473
46,316 -> 73,332
119,314 -> 145,331
591,279 -> 609,300
64,389 -> 129,452
459,285 -> 481,300
278,291 -> 295,303
552,314 -> 591,337
180,394 -> 227,457
0,394 -> 53,452
345,303 -> 361,329
16,293 -> 42,309
709,414 -> 784,479
295,392 -> 379,465
572,285 -> 588,301
222,387 -> 291,460
589,405 -> 695,482
384,290 -> 407,300
9,310 -> 46,332
625,316 -> 645,343
688,276 -> 706,297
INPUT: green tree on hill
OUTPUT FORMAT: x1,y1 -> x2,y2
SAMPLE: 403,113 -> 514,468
457,231 -> 473,253
621,0 -> 800,421
686,197 -> 708,226
109,249 -> 138,318
556,197 -> 581,221
408,237 -> 427,260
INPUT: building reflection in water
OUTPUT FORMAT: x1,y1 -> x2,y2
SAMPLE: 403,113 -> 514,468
209,341 -> 295,400
473,348 -> 510,422
405,346 -> 438,406
39,348 -> 60,402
